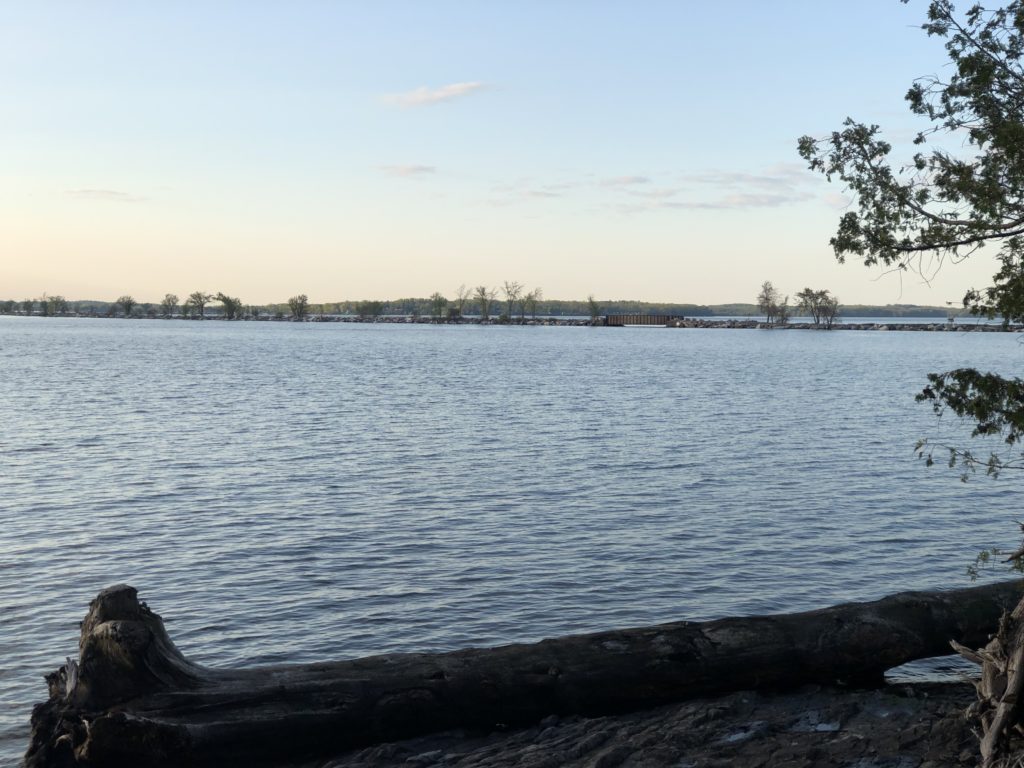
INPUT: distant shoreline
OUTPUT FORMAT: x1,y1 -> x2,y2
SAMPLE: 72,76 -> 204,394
1,296 -> 967,322
3,313 -> 1018,331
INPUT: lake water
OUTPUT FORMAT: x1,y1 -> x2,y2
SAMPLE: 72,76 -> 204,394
2,317 -> 1023,764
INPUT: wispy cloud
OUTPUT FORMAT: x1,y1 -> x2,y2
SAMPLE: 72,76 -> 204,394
673,192 -> 812,209
823,191 -> 852,210
600,164 -> 824,213
626,187 -> 679,200
65,189 -> 146,203
384,81 -> 485,108
485,176 -> 583,205
481,163 -> 827,213
600,175 -> 651,186
680,163 -> 814,190
616,191 -> 815,215
380,164 -> 437,178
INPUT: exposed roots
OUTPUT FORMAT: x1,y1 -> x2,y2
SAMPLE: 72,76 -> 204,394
955,597 -> 1024,767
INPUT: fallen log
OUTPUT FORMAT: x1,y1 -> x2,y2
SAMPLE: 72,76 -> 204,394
25,581 -> 1024,767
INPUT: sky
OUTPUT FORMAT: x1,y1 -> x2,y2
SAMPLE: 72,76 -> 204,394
0,1 -> 1004,306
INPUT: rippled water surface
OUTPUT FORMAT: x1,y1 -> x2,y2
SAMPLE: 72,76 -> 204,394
2,317 -> 1023,764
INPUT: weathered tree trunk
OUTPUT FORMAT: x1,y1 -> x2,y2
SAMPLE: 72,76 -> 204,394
26,581 -> 1024,767
954,592 -> 1024,768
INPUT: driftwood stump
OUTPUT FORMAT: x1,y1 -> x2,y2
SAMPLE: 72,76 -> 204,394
25,581 -> 1024,767
954,592 -> 1024,767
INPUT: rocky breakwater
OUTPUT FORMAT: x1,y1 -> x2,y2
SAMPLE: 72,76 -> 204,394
666,318 -> 1023,332
329,317 -> 596,326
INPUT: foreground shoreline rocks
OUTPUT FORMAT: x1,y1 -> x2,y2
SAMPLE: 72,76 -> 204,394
26,582 -> 1024,767
321,682 -> 976,768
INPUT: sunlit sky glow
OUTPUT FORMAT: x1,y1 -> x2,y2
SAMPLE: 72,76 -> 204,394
1,1 -> 1001,305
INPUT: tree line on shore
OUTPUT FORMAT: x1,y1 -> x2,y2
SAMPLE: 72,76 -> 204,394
0,287 -> 959,323
0,284 -> 676,322
0,284 -> 558,322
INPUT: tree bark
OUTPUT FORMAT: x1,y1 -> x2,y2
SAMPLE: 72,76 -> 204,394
26,581 -> 1024,767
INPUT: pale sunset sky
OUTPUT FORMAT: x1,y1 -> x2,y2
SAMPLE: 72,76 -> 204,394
1,2 -> 1000,306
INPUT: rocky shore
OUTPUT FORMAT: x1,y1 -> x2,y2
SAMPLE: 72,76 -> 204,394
315,316 -> 1015,330
19,312 -> 1020,330
331,317 -> 1017,331
320,682 -> 976,768
664,318 -> 1020,332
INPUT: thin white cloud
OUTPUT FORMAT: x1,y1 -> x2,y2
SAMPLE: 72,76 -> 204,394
600,175 -> 651,186
486,176 -> 581,205
380,165 -> 437,178
681,163 -> 814,190
607,163 -> 820,212
384,81 -> 485,107
823,191 -> 853,209
483,164 -> 819,212
630,192 -> 806,214
614,190 -> 814,214
627,187 -> 679,200
681,192 -> 814,209
65,189 -> 146,203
